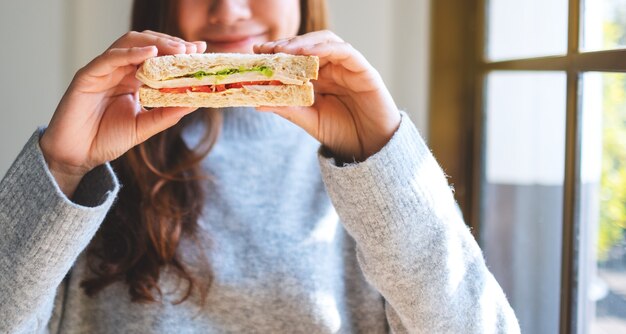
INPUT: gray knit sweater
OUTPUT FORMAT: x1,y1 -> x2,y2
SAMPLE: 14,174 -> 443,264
0,108 -> 519,333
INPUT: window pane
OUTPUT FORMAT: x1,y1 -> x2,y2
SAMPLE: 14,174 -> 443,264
582,0 -> 626,51
486,0 -> 568,61
482,71 -> 566,334
579,72 -> 626,333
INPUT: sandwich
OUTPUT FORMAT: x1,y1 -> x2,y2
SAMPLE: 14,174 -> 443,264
136,53 -> 319,108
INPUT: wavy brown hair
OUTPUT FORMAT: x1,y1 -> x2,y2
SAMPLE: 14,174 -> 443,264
81,0 -> 329,304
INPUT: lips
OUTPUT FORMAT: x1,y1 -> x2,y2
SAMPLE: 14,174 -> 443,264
204,32 -> 267,52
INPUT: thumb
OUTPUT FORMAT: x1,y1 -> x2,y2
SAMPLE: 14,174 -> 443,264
135,107 -> 197,144
256,105 -> 320,139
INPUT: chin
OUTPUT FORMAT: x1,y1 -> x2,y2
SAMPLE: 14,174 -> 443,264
206,45 -> 254,54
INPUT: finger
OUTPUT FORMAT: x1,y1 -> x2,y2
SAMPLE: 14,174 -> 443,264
300,41 -> 373,74
185,42 -> 197,54
256,38 -> 371,75
276,30 -> 343,51
254,38 -> 291,54
252,43 -> 265,54
254,30 -> 343,54
115,64 -> 147,91
256,105 -> 320,138
311,70 -> 351,95
193,41 -> 207,53
135,107 -> 198,143
140,30 -> 205,54
87,46 -> 158,78
112,31 -> 188,55
140,30 -> 187,44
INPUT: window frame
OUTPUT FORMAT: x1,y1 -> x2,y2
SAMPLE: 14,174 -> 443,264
429,0 -> 626,333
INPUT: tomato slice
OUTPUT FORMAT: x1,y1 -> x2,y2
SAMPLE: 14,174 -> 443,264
227,82 -> 244,89
158,81 -> 284,94
159,87 -> 190,94
190,86 -> 212,93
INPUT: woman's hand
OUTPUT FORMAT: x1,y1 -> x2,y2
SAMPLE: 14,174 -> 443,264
254,30 -> 401,163
40,31 -> 206,197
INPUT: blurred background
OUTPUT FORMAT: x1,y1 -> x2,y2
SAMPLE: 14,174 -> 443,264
0,0 -> 430,177
1,1 -> 626,334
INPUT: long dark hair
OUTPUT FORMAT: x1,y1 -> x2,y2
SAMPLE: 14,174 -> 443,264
81,0 -> 329,304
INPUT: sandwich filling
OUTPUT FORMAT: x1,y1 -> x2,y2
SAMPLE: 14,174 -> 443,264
137,53 -> 318,107
159,80 -> 283,94
137,69 -> 305,89
151,66 -> 303,94
183,66 -> 274,80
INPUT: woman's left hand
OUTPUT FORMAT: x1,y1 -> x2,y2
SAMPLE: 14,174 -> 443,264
254,30 -> 401,162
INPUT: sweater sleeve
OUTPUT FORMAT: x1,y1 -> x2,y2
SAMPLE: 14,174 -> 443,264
0,129 -> 119,333
318,112 -> 520,334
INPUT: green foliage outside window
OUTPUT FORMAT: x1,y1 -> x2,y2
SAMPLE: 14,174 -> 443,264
597,17 -> 626,262
597,71 -> 626,262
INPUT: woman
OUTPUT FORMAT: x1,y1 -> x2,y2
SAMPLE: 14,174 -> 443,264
0,0 -> 520,332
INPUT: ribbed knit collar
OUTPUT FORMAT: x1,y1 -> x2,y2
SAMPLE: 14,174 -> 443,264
220,107 -> 295,140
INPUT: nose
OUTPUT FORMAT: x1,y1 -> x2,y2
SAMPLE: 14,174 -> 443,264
207,0 -> 252,25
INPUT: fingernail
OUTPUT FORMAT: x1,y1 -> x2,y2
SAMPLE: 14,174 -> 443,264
168,40 -> 184,48
275,38 -> 290,46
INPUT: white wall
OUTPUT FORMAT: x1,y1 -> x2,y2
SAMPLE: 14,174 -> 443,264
0,0 -> 429,177
330,0 -> 430,133
67,0 -> 132,73
0,0 -> 131,177
0,1 -> 69,176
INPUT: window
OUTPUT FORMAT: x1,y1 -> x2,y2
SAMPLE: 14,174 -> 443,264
430,0 -> 626,333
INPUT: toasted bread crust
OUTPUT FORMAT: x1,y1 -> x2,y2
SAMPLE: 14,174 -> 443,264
139,53 -> 319,82
139,83 -> 315,108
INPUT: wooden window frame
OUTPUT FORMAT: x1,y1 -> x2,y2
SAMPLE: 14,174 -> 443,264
429,0 -> 626,333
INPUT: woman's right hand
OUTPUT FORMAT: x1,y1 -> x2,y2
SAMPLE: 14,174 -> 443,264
39,31 -> 206,197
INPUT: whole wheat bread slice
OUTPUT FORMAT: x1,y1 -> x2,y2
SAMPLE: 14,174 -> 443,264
139,53 -> 319,82
139,82 -> 315,108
